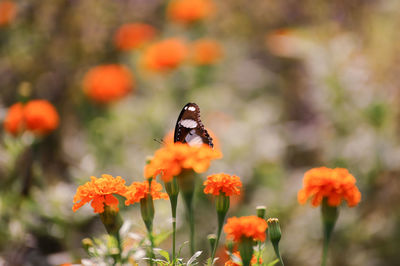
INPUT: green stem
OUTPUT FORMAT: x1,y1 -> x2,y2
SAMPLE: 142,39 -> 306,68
321,199 -> 338,266
272,242 -> 284,266
165,178 -> 179,265
148,230 -> 155,266
210,211 -> 226,264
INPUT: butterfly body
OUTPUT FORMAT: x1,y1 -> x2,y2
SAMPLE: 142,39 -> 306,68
174,103 -> 213,147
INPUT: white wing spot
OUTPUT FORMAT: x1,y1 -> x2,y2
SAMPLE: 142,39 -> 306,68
188,106 -> 196,111
184,106 -> 188,110
185,129 -> 203,146
180,119 -> 197,128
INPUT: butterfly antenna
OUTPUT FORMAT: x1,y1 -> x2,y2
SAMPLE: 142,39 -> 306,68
153,138 -> 165,145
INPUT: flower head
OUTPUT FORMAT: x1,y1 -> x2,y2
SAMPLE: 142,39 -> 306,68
204,173 -> 242,196
0,1 -> 16,26
3,100 -> 59,136
191,39 -> 222,65
224,216 -> 268,242
83,64 -> 134,103
141,38 -> 188,72
23,100 -> 59,135
4,102 -> 24,135
114,23 -> 156,51
124,180 -> 168,205
144,142 -> 222,182
297,167 -> 361,207
168,0 -> 215,25
72,174 -> 128,213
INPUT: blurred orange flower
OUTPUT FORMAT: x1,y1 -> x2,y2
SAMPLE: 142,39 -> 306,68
191,39 -> 222,65
224,216 -> 268,242
124,180 -> 168,205
225,251 -> 262,266
114,23 -> 157,51
0,1 -> 16,26
83,64 -> 134,103
3,100 -> 59,136
3,102 -> 24,135
142,38 -> 188,72
203,173 -> 242,196
168,0 -> 215,24
297,167 -> 361,207
144,142 -> 222,182
23,100 -> 59,135
72,174 -> 128,213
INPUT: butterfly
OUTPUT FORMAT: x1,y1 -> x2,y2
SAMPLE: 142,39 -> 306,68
174,103 -> 213,148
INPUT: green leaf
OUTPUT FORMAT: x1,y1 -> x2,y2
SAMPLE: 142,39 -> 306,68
267,258 -> 280,266
158,249 -> 170,262
154,230 -> 172,246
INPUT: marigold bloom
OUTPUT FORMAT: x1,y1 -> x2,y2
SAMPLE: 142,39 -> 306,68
3,102 -> 24,135
141,38 -> 188,72
72,174 -> 128,213
168,0 -> 215,24
0,1 -> 16,26
204,173 -> 242,196
124,180 -> 168,205
191,39 -> 222,65
225,251 -> 262,266
144,142 -> 222,182
114,23 -> 156,51
23,100 -> 59,135
298,167 -> 361,207
224,216 -> 268,242
3,100 -> 59,136
83,64 -> 134,103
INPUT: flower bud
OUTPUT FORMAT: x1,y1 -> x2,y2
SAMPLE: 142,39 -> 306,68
267,218 -> 284,266
267,218 -> 281,243
140,193 -> 155,232
208,234 -> 217,252
256,206 -> 266,219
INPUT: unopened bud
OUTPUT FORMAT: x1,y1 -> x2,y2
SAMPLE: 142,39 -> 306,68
256,206 -> 266,219
208,234 -> 217,252
267,218 -> 281,243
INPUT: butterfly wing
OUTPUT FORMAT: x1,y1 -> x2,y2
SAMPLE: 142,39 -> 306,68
174,103 -> 213,147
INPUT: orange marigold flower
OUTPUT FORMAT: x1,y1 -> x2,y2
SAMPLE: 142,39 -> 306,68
224,216 -> 268,242
168,0 -> 215,24
23,100 -> 59,135
298,167 -> 361,207
144,142 -> 222,182
83,64 -> 134,103
141,38 -> 188,72
191,39 -> 222,65
72,174 -> 128,213
225,251 -> 262,266
114,23 -> 157,51
3,100 -> 59,136
3,102 -> 24,135
124,180 -> 168,205
0,1 -> 16,26
204,173 -> 242,196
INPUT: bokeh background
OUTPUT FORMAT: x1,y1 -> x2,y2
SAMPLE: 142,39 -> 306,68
1,0 -> 400,265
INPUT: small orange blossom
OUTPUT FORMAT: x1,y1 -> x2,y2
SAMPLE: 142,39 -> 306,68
124,180 -> 168,205
0,1 -> 16,26
114,23 -> 156,51
298,167 -> 361,207
83,64 -> 134,103
144,142 -> 222,182
204,173 -> 242,196
73,174 -> 128,213
224,216 -> 268,242
191,39 -> 222,65
141,38 -> 188,72
168,0 -> 215,24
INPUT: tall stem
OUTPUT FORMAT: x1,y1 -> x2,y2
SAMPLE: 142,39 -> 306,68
210,211 -> 225,264
165,178 -> 179,264
321,199 -> 338,266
